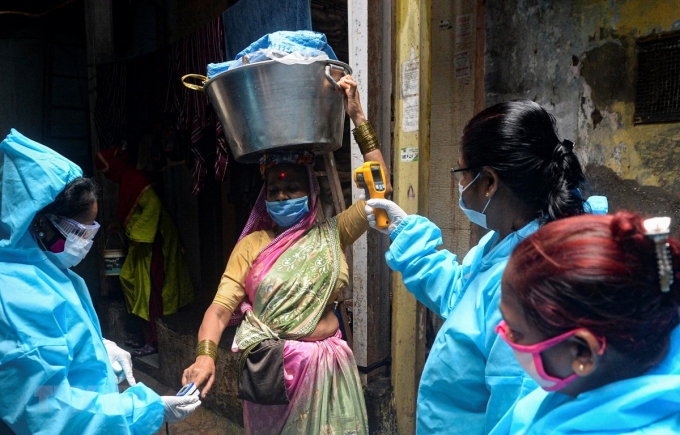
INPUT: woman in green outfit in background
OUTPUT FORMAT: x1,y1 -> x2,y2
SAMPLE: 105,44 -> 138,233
96,147 -> 194,355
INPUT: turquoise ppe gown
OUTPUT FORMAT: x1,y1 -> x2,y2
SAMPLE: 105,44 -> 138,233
387,215 -> 540,434
0,129 -> 164,434
490,326 -> 680,434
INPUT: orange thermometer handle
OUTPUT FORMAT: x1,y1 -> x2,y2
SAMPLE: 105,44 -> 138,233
372,202 -> 390,229
354,161 -> 390,230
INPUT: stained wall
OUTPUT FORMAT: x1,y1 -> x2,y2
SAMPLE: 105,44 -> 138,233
486,0 -> 680,228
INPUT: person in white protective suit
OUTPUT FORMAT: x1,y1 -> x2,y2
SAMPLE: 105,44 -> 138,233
366,100 -> 608,435
0,129 -> 200,434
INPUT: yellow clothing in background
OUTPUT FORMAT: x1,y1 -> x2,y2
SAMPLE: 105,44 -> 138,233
120,188 -> 194,320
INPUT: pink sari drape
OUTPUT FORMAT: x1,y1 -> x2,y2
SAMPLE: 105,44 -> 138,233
244,330 -> 367,434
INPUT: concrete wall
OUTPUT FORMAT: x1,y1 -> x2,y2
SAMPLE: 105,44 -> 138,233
429,0 -> 480,254
486,0 -> 680,229
427,0 -> 482,344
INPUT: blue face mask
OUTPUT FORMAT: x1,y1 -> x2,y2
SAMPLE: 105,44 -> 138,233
266,196 -> 310,227
458,172 -> 493,229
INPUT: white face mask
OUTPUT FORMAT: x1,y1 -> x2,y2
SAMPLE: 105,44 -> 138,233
458,172 -> 494,229
40,234 -> 93,269
43,233 -> 94,269
40,214 -> 99,269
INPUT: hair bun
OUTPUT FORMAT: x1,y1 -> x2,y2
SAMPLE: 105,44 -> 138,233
610,211 -> 647,249
551,140 -> 575,167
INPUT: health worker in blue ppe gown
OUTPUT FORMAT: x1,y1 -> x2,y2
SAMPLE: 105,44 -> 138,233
491,212 -> 680,434
366,100 -> 608,435
0,129 -> 200,435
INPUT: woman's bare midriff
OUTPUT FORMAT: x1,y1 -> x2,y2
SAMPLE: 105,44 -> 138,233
300,305 -> 340,342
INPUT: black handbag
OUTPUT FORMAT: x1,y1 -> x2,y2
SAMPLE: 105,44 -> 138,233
237,339 -> 290,405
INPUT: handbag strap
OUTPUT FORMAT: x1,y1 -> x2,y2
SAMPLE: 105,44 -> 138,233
104,228 -> 127,250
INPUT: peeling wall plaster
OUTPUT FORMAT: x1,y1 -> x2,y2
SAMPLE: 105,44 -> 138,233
485,0 -> 680,218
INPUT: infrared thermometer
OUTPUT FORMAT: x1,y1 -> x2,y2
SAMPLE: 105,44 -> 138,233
353,161 -> 390,229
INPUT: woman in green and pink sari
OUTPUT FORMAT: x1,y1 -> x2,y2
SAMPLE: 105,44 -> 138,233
183,76 -> 390,434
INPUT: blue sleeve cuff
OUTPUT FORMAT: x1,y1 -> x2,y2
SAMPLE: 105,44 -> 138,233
121,383 -> 164,435
390,215 -> 416,241
387,215 -> 444,272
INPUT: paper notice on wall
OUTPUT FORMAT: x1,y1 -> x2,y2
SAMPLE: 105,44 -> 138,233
402,95 -> 419,132
456,14 -> 473,45
401,56 -> 419,98
455,51 -> 471,79
401,147 -> 419,162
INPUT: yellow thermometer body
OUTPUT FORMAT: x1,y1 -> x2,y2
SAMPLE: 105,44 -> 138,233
353,161 -> 390,229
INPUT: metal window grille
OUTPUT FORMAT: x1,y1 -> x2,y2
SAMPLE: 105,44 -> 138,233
634,30 -> 680,124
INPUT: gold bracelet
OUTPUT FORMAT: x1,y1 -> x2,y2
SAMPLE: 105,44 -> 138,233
352,121 -> 380,155
196,339 -> 218,361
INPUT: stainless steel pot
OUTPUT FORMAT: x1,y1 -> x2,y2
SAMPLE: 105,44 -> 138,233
182,60 -> 352,163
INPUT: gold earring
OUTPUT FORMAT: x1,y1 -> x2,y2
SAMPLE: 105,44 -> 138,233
485,192 -> 490,198
578,363 -> 585,372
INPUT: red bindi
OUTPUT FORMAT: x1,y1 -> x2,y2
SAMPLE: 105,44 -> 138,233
278,172 -> 286,180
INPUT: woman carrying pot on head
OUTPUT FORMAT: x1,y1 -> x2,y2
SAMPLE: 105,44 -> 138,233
366,100 -> 607,434
0,130 -> 200,434
182,76 -> 390,435
95,146 -> 194,357
492,211 -> 680,434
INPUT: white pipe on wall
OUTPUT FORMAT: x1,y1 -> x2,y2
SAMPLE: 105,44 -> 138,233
348,0 -> 369,384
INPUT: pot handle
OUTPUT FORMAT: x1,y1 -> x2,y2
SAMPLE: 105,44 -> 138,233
181,74 -> 208,91
324,64 -> 351,90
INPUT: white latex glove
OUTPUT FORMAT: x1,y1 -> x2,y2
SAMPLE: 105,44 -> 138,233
161,390 -> 202,423
365,198 -> 407,235
102,339 -> 136,385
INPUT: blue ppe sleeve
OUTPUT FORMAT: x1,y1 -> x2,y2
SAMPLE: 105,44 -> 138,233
386,215 -> 466,319
0,267 -> 165,435
0,345 -> 164,435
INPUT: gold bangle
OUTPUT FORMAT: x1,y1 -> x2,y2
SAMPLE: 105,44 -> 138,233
196,339 -> 218,361
352,121 -> 380,155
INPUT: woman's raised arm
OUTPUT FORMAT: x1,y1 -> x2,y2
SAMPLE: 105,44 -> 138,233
337,75 -> 393,197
